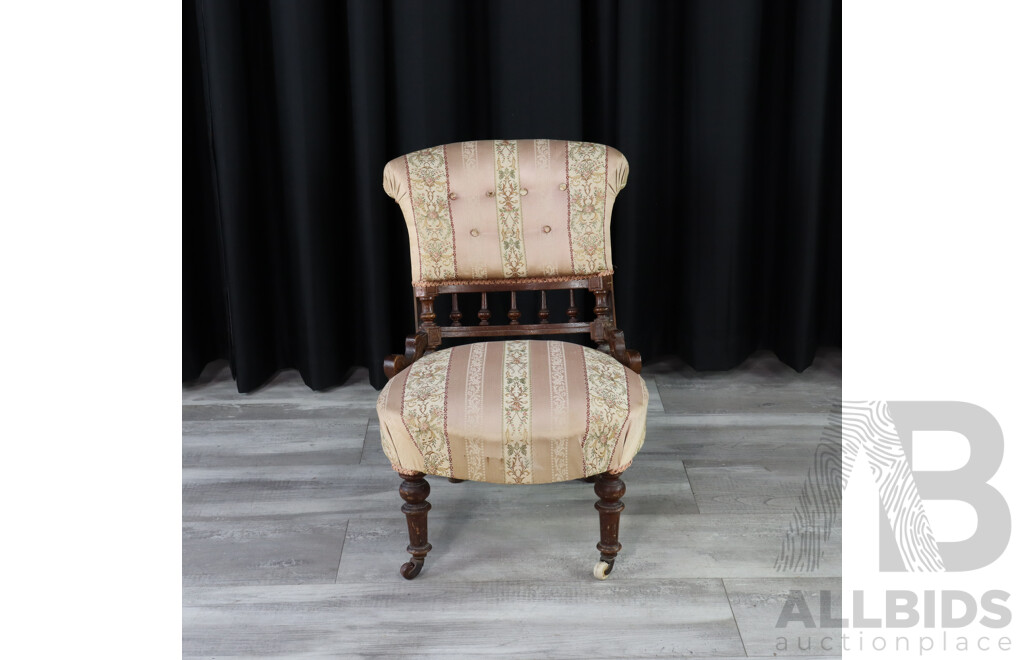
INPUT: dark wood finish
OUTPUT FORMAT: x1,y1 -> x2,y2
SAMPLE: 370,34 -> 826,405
603,324 -> 643,374
591,285 -> 612,352
567,289 -> 579,321
418,294 -> 436,326
594,472 -> 626,574
399,472 -> 432,579
424,278 -> 592,294
508,291 -> 520,325
440,322 -> 591,338
384,274 -> 642,378
383,332 -> 428,379
449,294 -> 462,326
417,293 -> 441,350
478,292 -> 490,326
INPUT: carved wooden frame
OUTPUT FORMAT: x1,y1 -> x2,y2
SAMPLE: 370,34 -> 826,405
385,273 -> 641,378
383,271 -> 640,580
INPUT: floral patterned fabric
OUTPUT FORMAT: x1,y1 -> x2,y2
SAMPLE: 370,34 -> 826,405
383,140 -> 629,284
377,340 -> 648,484
566,141 -> 609,275
493,140 -> 528,278
404,146 -> 457,281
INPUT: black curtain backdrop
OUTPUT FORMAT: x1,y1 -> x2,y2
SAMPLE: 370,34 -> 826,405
184,0 -> 840,392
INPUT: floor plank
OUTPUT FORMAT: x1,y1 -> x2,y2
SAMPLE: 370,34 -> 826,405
644,376 -> 665,412
654,350 -> 841,416
183,515 -> 348,586
183,419 -> 367,468
337,513 -> 840,583
643,421 -> 831,460
182,402 -> 375,422
685,459 -> 838,514
725,577 -> 843,657
183,580 -> 745,658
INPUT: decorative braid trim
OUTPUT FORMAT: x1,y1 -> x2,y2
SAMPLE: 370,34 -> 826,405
608,461 -> 632,475
412,270 -> 613,287
392,465 -> 422,478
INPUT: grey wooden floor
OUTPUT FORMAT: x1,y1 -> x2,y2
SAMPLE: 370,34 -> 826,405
183,350 -> 842,659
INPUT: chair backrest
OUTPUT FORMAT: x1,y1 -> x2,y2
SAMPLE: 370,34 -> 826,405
382,139 -> 636,372
384,140 -> 628,284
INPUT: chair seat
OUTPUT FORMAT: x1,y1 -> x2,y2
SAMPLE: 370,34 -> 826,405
377,339 -> 648,484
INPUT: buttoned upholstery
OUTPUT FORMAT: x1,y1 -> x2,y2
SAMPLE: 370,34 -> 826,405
383,140 -> 629,284
377,340 -> 648,484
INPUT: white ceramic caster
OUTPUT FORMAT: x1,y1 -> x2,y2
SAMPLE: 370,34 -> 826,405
593,560 -> 611,580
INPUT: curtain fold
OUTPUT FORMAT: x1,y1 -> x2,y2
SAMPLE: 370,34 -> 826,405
184,0 -> 841,392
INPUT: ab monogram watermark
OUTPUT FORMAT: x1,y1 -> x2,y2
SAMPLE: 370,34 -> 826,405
772,401 -> 1013,655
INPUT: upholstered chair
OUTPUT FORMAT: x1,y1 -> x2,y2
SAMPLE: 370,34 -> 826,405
377,140 -> 647,580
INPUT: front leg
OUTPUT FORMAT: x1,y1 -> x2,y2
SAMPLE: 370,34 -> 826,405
592,471 -> 626,579
398,472 -> 432,579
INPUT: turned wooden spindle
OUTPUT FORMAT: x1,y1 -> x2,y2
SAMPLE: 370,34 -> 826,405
399,472 -> 432,579
593,471 -> 626,577
508,291 -> 521,325
593,288 -> 611,324
539,290 -> 550,324
478,292 -> 490,325
449,293 -> 462,326
593,287 -> 611,351
567,289 -> 579,322
417,294 -> 439,351
418,294 -> 437,331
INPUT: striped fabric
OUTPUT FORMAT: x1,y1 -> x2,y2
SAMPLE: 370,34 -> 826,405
377,340 -> 648,484
383,140 -> 630,284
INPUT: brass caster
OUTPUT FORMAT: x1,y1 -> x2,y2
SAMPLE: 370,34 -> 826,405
400,558 -> 425,580
593,560 -> 613,580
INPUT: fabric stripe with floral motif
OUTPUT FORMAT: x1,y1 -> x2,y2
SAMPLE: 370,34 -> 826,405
580,347 -> 631,475
461,140 -> 478,168
534,139 -> 551,169
493,140 -> 528,278
400,350 -> 454,476
547,341 -> 570,481
462,342 -> 488,481
566,141 -> 609,275
406,146 -> 457,280
501,340 -> 533,483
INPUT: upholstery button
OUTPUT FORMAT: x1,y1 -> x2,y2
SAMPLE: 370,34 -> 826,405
485,190 -> 494,197
542,225 -> 551,233
520,188 -> 528,196
559,183 -> 567,191
470,229 -> 480,237
449,192 -> 457,200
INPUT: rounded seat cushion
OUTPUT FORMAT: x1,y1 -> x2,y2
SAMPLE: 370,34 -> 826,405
377,340 -> 648,484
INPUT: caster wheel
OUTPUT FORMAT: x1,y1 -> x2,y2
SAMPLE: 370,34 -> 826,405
400,558 -> 424,580
593,560 -> 612,580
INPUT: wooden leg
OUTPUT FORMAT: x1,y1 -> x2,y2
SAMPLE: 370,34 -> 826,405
398,472 -> 432,579
593,471 -> 625,579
